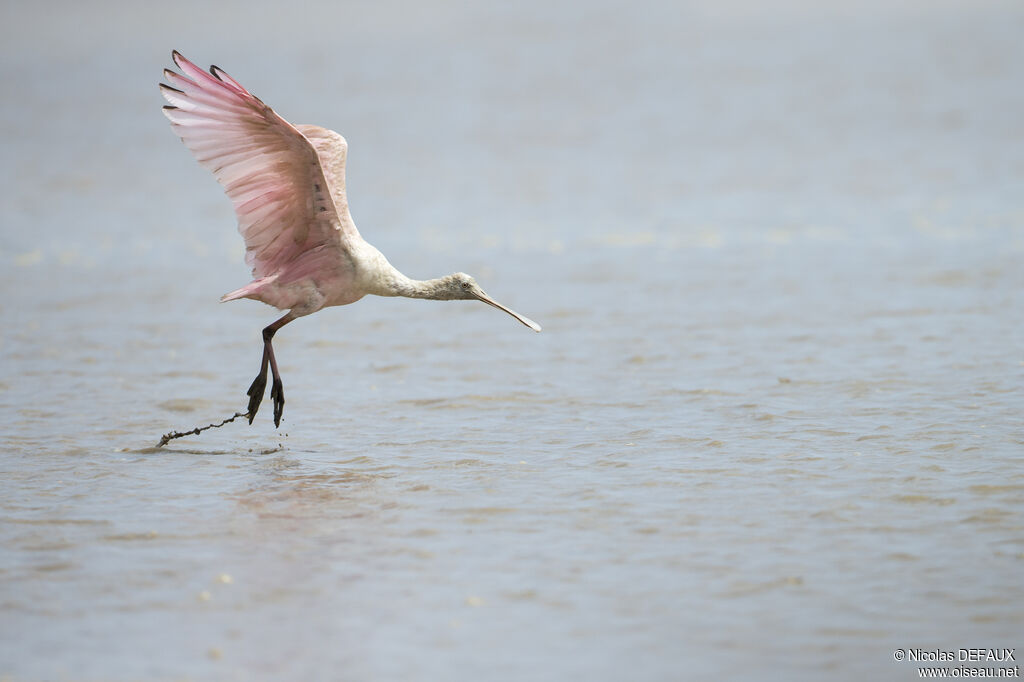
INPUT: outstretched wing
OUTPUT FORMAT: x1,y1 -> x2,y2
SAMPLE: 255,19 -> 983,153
160,51 -> 357,278
295,124 -> 355,227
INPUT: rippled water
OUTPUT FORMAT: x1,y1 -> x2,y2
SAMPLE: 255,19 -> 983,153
2,1 -> 1022,680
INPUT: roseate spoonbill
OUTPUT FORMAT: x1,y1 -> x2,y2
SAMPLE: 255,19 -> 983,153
160,51 -> 540,427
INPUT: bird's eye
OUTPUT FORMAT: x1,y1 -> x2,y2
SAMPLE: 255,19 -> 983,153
461,281 -> 471,290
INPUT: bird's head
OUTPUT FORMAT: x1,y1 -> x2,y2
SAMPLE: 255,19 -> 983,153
445,272 -> 542,332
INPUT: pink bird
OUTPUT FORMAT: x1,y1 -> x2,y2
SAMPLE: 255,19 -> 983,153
161,51 -> 541,427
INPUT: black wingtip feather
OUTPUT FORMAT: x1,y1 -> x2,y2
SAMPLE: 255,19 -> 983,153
159,83 -> 185,94
210,65 -> 224,81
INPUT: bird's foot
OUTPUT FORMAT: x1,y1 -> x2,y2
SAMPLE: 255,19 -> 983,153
270,379 -> 285,428
246,373 -> 267,424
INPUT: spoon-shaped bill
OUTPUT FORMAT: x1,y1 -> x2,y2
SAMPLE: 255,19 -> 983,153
473,292 -> 542,332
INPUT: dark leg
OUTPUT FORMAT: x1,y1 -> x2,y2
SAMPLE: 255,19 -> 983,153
245,346 -> 271,423
246,313 -> 295,427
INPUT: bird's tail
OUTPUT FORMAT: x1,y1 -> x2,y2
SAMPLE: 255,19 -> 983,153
221,275 -> 277,302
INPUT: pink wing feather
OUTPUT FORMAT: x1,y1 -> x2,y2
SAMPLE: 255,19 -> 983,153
161,51 -> 354,279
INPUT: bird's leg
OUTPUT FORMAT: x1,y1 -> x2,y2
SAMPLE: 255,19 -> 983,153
246,313 -> 294,426
245,346 -> 270,423
267,331 -> 286,428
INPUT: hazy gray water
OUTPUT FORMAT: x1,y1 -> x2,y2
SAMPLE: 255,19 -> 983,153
2,1 -> 1022,680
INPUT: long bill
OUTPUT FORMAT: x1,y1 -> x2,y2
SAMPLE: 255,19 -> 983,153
473,292 -> 542,332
